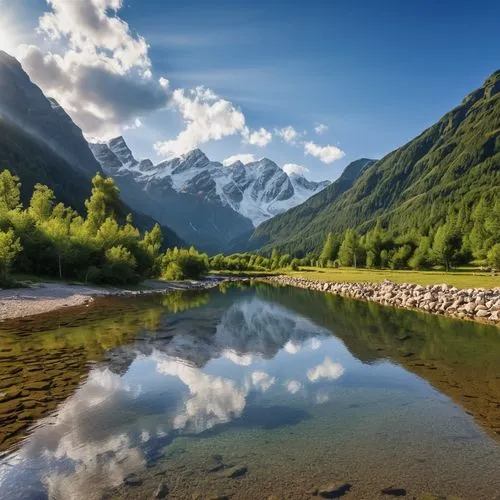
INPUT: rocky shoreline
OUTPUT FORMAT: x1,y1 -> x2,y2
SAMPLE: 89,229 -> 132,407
264,276 -> 500,324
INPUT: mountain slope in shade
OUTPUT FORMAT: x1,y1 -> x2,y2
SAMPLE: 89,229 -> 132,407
0,51 -> 101,179
250,70 -> 500,256
0,51 -> 183,247
90,137 -> 330,252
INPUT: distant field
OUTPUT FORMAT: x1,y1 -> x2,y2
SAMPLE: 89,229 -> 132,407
285,267 -> 500,289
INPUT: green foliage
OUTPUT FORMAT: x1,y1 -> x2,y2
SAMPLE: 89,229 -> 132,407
319,232 -> 339,265
100,246 -> 138,285
487,243 -> 500,269
0,169 -> 197,286
432,223 -> 463,272
0,170 -> 21,213
0,229 -> 22,284
161,247 -> 209,280
339,229 -> 360,267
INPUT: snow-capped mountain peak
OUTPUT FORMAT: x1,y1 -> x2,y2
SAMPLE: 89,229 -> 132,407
89,137 -> 330,227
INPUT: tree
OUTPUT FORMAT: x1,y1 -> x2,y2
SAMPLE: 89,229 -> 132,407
319,232 -> 338,264
42,204 -> 74,279
101,245 -> 138,284
487,243 -> 500,269
0,229 -> 22,283
28,184 -> 55,222
0,170 -> 21,215
339,229 -> 360,267
390,245 -> 412,269
85,173 -> 121,234
140,223 -> 164,276
432,224 -> 462,271
408,236 -> 432,269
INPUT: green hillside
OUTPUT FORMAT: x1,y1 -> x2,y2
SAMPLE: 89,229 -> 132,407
251,70 -> 500,256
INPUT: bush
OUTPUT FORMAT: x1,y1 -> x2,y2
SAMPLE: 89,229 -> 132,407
99,245 -> 139,285
161,247 -> 208,280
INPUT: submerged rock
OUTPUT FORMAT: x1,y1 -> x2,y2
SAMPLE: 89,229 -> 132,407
154,481 -> 169,498
124,473 -> 143,487
225,465 -> 248,478
381,486 -> 407,496
316,482 -> 352,498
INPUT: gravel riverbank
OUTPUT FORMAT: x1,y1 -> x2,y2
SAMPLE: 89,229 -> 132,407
264,275 -> 500,325
0,277 -> 241,321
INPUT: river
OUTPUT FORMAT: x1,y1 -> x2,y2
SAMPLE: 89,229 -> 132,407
0,283 -> 499,499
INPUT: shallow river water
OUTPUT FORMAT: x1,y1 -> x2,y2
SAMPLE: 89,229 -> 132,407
0,283 -> 500,499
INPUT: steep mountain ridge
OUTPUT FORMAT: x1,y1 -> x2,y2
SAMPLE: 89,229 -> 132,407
90,137 -> 330,251
249,70 -> 500,256
0,51 -> 101,178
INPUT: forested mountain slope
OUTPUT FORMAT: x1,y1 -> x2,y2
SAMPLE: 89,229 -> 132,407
251,70 -> 500,255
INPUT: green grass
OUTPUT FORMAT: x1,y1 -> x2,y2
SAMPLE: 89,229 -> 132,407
283,267 -> 500,289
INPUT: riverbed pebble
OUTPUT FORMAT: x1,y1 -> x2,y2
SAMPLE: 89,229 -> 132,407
264,276 -> 500,325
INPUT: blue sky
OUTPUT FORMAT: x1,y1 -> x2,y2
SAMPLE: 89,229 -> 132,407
1,0 -> 499,180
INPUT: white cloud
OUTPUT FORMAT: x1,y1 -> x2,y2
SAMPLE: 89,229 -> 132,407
19,0 -> 170,138
307,357 -> 345,382
304,141 -> 345,164
154,87 -> 246,157
277,126 -> 301,145
242,127 -> 272,147
282,163 -> 309,176
285,380 -> 302,394
155,353 -> 247,433
222,349 -> 255,365
284,340 -> 302,354
222,154 -> 257,166
250,371 -> 276,392
314,123 -> 328,135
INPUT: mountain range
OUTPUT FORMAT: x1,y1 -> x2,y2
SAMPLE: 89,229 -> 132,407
90,137 -> 329,252
250,70 -> 500,255
0,49 -> 498,258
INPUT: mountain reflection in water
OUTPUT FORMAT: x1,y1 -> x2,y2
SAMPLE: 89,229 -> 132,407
0,283 -> 499,499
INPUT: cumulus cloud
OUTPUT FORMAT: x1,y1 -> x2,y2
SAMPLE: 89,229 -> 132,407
282,163 -> 309,176
19,0 -> 169,138
242,126 -> 272,147
314,123 -> 328,135
307,357 -> 345,382
155,353 -> 247,433
304,141 -> 345,164
277,125 -> 301,145
222,349 -> 255,365
284,340 -> 302,354
222,154 -> 257,166
250,371 -> 276,392
285,380 -> 303,394
154,87 -> 246,157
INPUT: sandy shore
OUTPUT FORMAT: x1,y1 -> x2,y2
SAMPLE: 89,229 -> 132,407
0,278 -> 230,321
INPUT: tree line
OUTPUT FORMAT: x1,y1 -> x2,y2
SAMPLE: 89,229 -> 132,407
0,170 -> 209,286
210,197 -> 500,273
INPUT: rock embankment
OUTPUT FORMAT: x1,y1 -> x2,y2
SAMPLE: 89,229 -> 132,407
265,276 -> 500,324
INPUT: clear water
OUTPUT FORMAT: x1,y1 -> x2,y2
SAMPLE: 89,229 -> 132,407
0,283 -> 500,499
